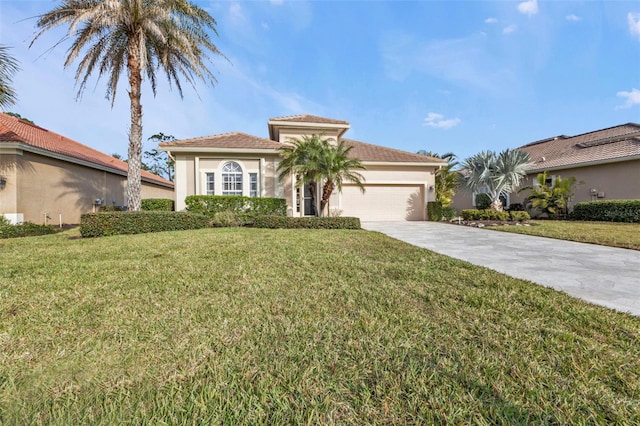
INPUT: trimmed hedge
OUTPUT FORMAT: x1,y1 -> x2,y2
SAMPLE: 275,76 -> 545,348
80,211 -> 211,237
185,196 -> 286,221
0,222 -> 58,239
461,209 -> 510,221
252,215 -> 361,229
99,205 -> 126,212
572,200 -> 640,223
510,211 -> 531,222
141,198 -> 174,211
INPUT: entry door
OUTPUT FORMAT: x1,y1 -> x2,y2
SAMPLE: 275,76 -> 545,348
304,183 -> 317,216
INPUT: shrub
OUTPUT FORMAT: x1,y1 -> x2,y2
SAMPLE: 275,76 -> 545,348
442,206 -> 458,221
99,205 -> 126,212
461,209 -> 509,221
0,222 -> 58,239
475,193 -> 491,210
141,198 -> 174,211
212,210 -> 243,227
508,203 -> 525,212
185,196 -> 286,222
510,210 -> 531,222
572,200 -> 640,223
80,211 -> 210,237
427,201 -> 443,221
0,216 -> 10,226
252,215 -> 361,230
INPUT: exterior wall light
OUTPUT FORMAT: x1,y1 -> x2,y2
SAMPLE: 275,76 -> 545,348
0,177 -> 6,190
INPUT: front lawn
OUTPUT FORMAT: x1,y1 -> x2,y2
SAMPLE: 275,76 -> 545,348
491,220 -> 640,250
0,228 -> 638,423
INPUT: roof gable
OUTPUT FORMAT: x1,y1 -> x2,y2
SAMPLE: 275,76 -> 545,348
0,113 -> 173,186
159,132 -> 282,150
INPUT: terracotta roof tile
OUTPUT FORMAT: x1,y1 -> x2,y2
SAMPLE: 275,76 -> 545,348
0,113 -> 173,186
268,114 -> 350,125
343,138 -> 446,163
160,132 -> 282,149
519,123 -> 640,171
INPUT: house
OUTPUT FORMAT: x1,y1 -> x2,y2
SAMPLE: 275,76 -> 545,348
0,113 -> 174,224
160,115 -> 446,221
453,123 -> 640,210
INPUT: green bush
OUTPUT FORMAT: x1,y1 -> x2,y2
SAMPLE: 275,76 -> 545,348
141,198 -> 174,211
99,205 -> 126,212
572,200 -> 640,223
510,210 -> 531,222
252,215 -> 361,229
475,193 -> 491,210
442,206 -> 458,220
0,222 -> 58,239
80,211 -> 211,237
427,201 -> 443,221
461,209 -> 509,221
508,203 -> 525,212
185,196 -> 286,222
212,210 -> 243,227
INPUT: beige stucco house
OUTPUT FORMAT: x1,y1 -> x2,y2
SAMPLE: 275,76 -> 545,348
453,123 -> 640,211
160,115 -> 445,221
0,113 -> 174,224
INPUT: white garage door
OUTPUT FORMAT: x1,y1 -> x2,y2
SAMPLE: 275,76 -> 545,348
339,185 -> 425,221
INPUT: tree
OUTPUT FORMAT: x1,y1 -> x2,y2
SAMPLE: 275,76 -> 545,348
31,0 -> 224,210
277,134 -> 366,217
0,45 -> 19,110
461,149 -> 531,211
5,112 -> 34,124
145,133 -> 175,181
519,171 -> 577,219
319,140 -> 366,215
417,150 -> 459,207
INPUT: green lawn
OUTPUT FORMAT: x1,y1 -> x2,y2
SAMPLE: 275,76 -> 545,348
491,220 -> 640,250
1,228 -> 638,424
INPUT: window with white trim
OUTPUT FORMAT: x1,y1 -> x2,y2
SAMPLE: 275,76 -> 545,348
206,173 -> 215,195
249,173 -> 258,197
222,161 -> 243,196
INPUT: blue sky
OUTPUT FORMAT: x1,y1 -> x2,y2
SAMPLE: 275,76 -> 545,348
1,0 -> 639,160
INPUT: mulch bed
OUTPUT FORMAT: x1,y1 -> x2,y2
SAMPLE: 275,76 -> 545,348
445,219 -> 538,228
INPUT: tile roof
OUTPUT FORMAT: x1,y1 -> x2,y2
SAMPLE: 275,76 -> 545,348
343,138 -> 446,163
159,132 -> 283,149
0,113 -> 173,186
519,123 -> 640,171
268,114 -> 350,125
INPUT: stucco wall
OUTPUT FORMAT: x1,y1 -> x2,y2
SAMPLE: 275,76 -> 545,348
0,151 -> 172,224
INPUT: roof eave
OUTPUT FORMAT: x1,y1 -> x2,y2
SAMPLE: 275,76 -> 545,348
361,160 -> 445,167
160,146 -> 280,154
526,154 -> 640,173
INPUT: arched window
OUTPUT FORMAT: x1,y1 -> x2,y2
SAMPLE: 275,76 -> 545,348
222,161 -> 243,196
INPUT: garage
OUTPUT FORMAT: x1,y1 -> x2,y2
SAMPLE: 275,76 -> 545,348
339,184 -> 425,221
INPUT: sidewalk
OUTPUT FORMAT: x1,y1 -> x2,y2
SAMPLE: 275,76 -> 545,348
362,221 -> 640,317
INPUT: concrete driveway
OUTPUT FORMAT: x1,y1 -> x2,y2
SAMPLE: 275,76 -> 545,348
362,221 -> 640,317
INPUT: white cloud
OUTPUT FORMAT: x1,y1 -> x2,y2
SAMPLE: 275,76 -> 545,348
423,112 -> 461,129
485,17 -> 498,24
629,12 -> 640,40
503,24 -> 517,34
616,88 -> 640,109
517,0 -> 538,16
229,2 -> 246,24
565,14 -> 581,22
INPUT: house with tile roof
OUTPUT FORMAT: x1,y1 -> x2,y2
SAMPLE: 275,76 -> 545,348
160,114 -> 446,221
453,123 -> 640,211
0,113 -> 174,224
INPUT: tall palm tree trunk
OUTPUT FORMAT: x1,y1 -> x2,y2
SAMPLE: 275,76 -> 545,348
126,40 -> 143,211
320,180 -> 335,215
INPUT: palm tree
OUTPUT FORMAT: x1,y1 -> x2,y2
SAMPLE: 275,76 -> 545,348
519,171 -> 577,218
319,140 -> 366,215
277,134 -> 366,217
417,151 -> 459,207
461,149 -> 531,211
31,0 -> 224,210
0,45 -> 19,110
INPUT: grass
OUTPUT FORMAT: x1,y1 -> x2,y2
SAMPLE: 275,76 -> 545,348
491,220 -> 640,250
0,227 -> 639,424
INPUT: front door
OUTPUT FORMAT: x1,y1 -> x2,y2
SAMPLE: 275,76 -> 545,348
304,183 -> 317,216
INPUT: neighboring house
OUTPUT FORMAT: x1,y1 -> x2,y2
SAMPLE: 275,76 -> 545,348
453,123 -> 640,210
160,115 -> 446,221
0,113 -> 174,224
